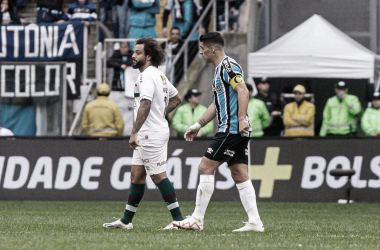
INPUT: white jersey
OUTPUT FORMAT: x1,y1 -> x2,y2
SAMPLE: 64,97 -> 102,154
134,66 -> 178,133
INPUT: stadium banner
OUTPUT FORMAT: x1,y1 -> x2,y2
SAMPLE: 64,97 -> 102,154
0,138 -> 379,202
0,22 -> 84,98
0,62 -> 66,102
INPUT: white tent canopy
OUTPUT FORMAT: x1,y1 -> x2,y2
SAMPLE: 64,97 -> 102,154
248,14 -> 379,82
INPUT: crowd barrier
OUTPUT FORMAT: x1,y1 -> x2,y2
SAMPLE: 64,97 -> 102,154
0,137 -> 379,202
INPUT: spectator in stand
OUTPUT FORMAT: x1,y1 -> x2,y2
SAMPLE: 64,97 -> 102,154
200,0 -> 211,34
36,0 -> 65,23
9,0 -> 26,12
161,27 -> 184,86
60,0 -> 97,27
361,92 -> 380,136
283,85 -> 315,137
106,42 -> 134,135
162,0 -> 201,66
254,77 -> 285,136
129,0 -> 160,49
217,0 -> 245,31
320,81 -> 361,137
172,88 -> 213,138
107,42 -> 133,91
0,127 -> 14,136
246,84 -> 269,137
1,0 -> 26,24
116,0 -> 129,38
98,0 -> 119,43
82,83 -> 124,136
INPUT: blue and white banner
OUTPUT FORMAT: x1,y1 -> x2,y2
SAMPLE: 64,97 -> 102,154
0,22 -> 84,62
0,22 -> 84,99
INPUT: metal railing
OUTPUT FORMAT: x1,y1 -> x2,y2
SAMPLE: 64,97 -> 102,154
68,0 -> 235,135
167,0 -> 218,84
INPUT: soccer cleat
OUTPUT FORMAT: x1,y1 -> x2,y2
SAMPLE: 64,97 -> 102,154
232,222 -> 264,232
161,222 -> 179,230
172,215 -> 204,231
103,219 -> 133,229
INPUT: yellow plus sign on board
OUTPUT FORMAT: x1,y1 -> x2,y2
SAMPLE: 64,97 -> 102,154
250,147 -> 292,198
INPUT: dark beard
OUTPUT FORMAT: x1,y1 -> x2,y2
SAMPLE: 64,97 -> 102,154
132,57 -> 146,69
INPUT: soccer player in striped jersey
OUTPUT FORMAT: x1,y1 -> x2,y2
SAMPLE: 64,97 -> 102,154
173,32 -> 264,232
103,37 -> 184,230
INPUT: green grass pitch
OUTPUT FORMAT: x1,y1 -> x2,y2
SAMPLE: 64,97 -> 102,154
0,201 -> 379,249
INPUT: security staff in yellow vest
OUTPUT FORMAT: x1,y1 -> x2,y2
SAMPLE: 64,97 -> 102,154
283,85 -> 315,136
319,81 -> 361,137
82,83 -> 124,136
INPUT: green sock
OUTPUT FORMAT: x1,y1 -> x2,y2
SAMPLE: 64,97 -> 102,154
120,183 -> 145,224
157,178 -> 184,221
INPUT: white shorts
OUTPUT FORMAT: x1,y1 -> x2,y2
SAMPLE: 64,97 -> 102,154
132,130 -> 169,175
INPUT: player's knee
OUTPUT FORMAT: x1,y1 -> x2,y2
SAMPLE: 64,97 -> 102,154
131,170 -> 146,184
198,164 -> 214,175
230,168 -> 249,183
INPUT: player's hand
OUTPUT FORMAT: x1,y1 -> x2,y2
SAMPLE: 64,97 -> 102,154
196,130 -> 203,137
56,20 -> 66,24
239,119 -> 249,137
184,122 -> 202,141
121,64 -> 127,70
184,128 -> 198,141
129,133 -> 140,150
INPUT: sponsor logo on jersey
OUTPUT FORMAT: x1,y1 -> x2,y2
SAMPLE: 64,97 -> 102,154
157,160 -> 167,166
222,59 -> 232,73
224,149 -> 235,157
207,148 -> 214,154
212,85 -> 222,92
142,159 -> 149,163
160,75 -> 165,82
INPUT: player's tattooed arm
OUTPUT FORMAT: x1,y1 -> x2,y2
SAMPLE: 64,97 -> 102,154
166,93 -> 182,114
198,118 -> 207,127
197,103 -> 216,126
131,99 -> 151,134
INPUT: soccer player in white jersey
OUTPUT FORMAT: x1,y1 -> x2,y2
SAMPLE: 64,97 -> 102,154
103,37 -> 184,230
173,32 -> 264,232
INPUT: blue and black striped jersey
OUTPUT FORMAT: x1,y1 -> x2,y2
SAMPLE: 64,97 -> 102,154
212,56 -> 251,135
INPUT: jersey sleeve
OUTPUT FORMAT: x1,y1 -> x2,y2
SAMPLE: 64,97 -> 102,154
221,57 -> 244,89
139,73 -> 155,101
167,79 -> 178,98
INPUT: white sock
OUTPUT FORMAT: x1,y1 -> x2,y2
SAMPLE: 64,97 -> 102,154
236,180 -> 261,224
192,175 -> 215,220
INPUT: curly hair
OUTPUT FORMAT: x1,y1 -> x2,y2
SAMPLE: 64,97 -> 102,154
135,37 -> 165,67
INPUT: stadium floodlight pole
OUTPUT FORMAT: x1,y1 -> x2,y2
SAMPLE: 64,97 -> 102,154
169,0 -> 215,77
